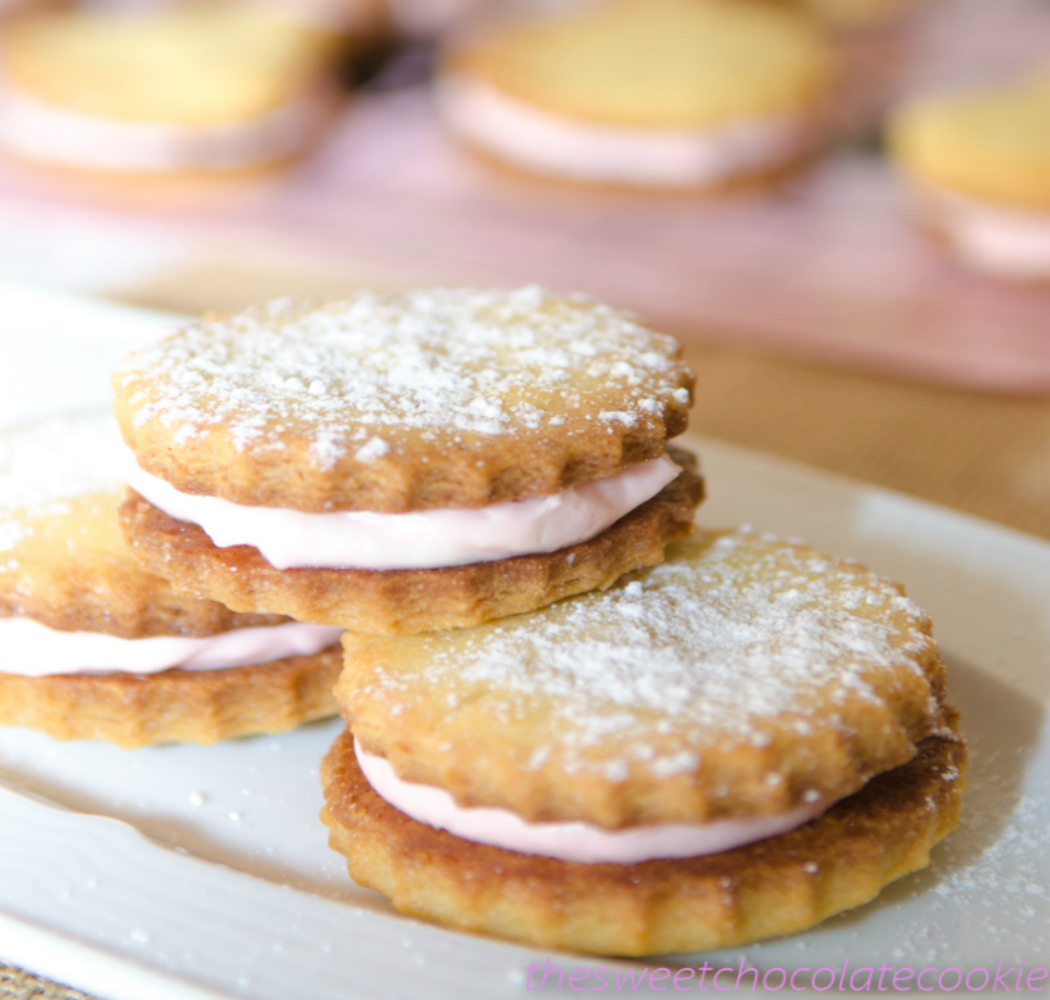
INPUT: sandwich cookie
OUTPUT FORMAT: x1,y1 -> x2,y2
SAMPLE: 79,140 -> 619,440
0,9 -> 337,178
0,413 -> 343,748
889,73 -> 1050,280
114,288 -> 701,633
323,529 -> 965,954
437,0 -> 834,191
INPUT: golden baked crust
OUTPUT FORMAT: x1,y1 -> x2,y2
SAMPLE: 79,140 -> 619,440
889,74 -> 1050,210
0,645 -> 341,748
118,457 -> 704,631
445,0 -> 833,130
0,413 -> 287,638
320,724 -> 966,955
112,289 -> 694,513
339,529 -> 949,826
1,10 -> 326,124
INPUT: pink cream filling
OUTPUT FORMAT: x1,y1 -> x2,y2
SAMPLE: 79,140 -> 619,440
0,79 -> 332,173
0,617 -> 342,677
356,741 -> 828,864
437,73 -> 812,188
127,455 -> 681,571
925,185 -> 1050,279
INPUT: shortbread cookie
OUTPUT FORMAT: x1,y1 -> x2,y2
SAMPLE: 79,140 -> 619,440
326,528 -> 963,952
321,725 -> 965,955
889,74 -> 1050,279
0,412 -> 342,747
339,529 -> 951,825
0,9 -> 336,176
437,0 -> 834,190
113,288 -> 700,631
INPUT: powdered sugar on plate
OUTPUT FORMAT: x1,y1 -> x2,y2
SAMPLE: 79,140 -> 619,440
115,287 -> 690,470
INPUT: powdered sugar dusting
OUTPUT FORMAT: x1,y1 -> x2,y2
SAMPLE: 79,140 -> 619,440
366,530 -> 937,779
0,411 -> 129,553
116,288 -> 687,468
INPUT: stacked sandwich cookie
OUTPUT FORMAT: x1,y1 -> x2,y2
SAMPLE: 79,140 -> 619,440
437,0 -> 835,192
0,412 -> 343,748
889,74 -> 1050,281
322,530 -> 965,954
103,284 -> 963,951
113,288 -> 702,634
0,9 -> 336,180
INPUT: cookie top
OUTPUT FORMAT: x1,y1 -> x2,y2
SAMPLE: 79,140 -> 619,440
0,10 -> 326,125
0,412 -> 285,638
890,74 -> 1050,210
339,529 -> 949,828
113,288 -> 694,513
446,0 -> 833,130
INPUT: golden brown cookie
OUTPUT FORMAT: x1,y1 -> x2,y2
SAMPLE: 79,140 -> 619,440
1,412 -> 342,745
113,289 -> 699,630
0,414 -> 284,638
339,529 -> 950,826
320,724 -> 966,955
113,290 -> 693,511
890,74 -> 1050,211
437,0 -> 834,190
0,647 -> 342,749
0,9 -> 336,176
119,452 -> 703,632
888,74 -> 1050,280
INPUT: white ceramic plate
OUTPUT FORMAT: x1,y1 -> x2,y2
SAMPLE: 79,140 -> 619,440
0,286 -> 1047,1000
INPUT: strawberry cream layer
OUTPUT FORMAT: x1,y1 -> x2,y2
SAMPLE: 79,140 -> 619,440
356,740 -> 828,864
127,454 -> 681,571
437,74 -> 811,188
0,80 -> 332,172
0,617 -> 342,678
926,186 -> 1050,279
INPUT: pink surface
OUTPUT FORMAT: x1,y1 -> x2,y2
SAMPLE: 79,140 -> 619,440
1,2 -> 1048,392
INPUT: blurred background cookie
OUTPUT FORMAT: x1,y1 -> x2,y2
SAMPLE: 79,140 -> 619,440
437,0 -> 835,190
0,8 -> 339,179
889,72 -> 1050,281
0,411 -> 343,747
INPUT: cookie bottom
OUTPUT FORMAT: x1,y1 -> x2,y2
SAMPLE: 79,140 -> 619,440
119,457 -> 704,633
455,135 -> 818,201
0,645 -> 341,748
320,720 -> 966,956
920,215 -> 1050,286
